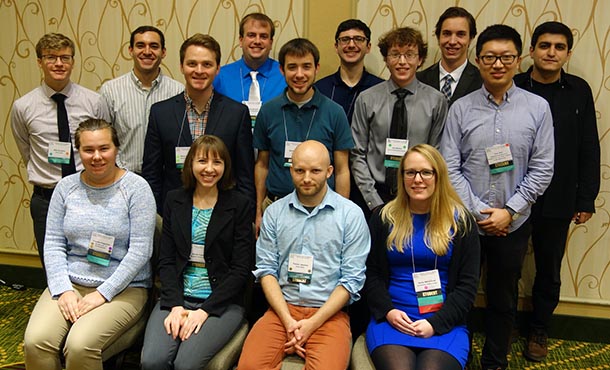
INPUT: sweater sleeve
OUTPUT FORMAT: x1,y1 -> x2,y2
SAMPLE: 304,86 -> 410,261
96,174 -> 156,300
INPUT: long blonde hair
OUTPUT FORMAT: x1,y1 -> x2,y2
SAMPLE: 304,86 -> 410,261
381,144 -> 470,255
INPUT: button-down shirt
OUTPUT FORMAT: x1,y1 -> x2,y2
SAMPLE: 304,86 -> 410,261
100,71 -> 183,173
440,84 -> 555,233
11,81 -> 111,187
213,57 -> 286,103
350,78 -> 448,209
254,188 -> 370,307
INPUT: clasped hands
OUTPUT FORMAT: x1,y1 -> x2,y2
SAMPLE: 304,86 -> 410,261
386,309 -> 434,338
477,208 -> 512,236
283,317 -> 318,359
57,290 -> 106,323
164,306 -> 209,341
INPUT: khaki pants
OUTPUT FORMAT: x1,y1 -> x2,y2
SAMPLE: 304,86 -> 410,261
24,285 -> 147,370
238,305 -> 352,370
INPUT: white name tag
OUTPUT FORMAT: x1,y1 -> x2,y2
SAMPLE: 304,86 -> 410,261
412,269 -> 444,314
243,100 -> 262,117
485,143 -> 514,174
287,253 -> 313,284
283,141 -> 301,168
384,138 -> 408,169
87,232 -> 115,267
189,243 -> 206,265
48,141 -> 72,164
175,147 -> 190,169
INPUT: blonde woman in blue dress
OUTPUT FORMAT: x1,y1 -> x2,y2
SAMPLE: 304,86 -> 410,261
364,144 -> 480,370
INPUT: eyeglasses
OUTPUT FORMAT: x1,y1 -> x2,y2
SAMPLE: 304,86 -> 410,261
336,36 -> 368,45
386,52 -> 419,62
41,55 -> 74,64
403,169 -> 435,180
478,54 -> 518,66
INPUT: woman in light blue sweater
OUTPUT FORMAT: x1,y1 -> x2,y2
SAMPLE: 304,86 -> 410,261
23,119 -> 156,370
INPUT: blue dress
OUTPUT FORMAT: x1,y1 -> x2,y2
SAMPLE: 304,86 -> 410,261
366,214 -> 469,368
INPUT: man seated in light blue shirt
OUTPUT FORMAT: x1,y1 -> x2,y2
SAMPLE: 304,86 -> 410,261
440,24 -> 554,370
238,140 -> 370,370
213,12 -> 286,117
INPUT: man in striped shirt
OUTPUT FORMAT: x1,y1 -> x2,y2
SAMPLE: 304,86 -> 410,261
100,25 -> 183,173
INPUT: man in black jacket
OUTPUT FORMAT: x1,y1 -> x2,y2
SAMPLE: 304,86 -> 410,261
514,21 -> 600,362
417,6 -> 482,106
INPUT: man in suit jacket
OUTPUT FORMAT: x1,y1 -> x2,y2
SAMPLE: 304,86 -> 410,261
417,7 -> 482,105
142,34 -> 255,214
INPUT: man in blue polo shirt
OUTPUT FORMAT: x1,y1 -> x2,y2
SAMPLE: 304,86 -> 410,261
213,12 -> 286,121
253,38 -> 353,233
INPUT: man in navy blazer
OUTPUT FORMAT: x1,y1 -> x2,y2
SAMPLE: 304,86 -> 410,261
142,34 -> 255,214
417,7 -> 482,105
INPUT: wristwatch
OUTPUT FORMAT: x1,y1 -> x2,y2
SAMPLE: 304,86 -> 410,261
504,206 -> 520,221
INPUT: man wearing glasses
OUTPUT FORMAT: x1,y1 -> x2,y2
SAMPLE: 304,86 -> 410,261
417,7 -> 482,106
441,25 -> 554,370
350,27 -> 447,216
11,33 -> 110,270
315,19 -> 383,123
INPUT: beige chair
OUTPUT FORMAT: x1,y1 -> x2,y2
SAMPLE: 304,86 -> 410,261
282,355 -> 305,370
350,334 -> 375,370
205,319 -> 249,370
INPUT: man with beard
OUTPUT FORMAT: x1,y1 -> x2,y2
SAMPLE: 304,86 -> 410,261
253,38 -> 353,233
238,140 -> 370,370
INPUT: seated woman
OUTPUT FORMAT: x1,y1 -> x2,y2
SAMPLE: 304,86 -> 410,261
141,135 -> 254,370
23,119 -> 156,370
364,144 -> 480,370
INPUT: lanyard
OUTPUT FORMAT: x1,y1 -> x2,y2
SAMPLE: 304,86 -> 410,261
283,107 -> 317,142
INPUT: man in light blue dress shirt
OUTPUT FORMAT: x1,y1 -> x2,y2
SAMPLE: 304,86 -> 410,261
441,25 -> 554,370
238,140 -> 370,370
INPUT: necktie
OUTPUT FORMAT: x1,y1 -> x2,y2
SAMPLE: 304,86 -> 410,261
249,71 -> 261,102
51,93 -> 76,177
441,74 -> 454,100
386,88 -> 409,194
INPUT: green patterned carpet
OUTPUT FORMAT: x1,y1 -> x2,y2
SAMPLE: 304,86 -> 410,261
2,285 -> 610,369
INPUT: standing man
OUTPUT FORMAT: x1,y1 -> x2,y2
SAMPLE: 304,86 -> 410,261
142,34 -> 254,215
441,25 -> 555,370
238,140 -> 370,370
213,13 -> 286,121
417,6 -> 482,105
253,38 -> 353,231
351,27 -> 448,214
315,19 -> 383,123
11,33 -> 110,269
514,21 -> 600,362
100,26 -> 183,174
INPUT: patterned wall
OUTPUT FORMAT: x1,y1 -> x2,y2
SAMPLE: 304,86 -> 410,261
1,0 -> 608,306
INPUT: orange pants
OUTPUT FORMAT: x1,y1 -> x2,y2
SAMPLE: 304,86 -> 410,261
238,304 -> 351,370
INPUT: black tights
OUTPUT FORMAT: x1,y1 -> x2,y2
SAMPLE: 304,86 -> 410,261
371,345 -> 462,370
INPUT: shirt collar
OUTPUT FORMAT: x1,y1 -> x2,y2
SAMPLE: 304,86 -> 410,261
287,187 -> 337,214
388,77 -> 418,95
42,80 -> 74,98
184,90 -> 214,113
331,67 -> 371,88
439,60 -> 468,83
240,57 -> 275,78
129,69 -> 162,90
280,86 -> 322,109
482,82 -> 517,105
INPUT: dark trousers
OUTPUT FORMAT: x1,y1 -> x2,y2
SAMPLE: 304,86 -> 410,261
30,191 -> 51,272
530,202 -> 571,332
480,220 -> 531,369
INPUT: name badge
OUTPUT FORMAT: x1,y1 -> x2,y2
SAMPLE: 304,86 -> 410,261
175,147 -> 190,169
485,144 -> 514,174
283,141 -> 301,167
87,232 -> 115,267
287,253 -> 313,284
384,138 -> 408,169
243,100 -> 262,118
48,141 -> 72,164
412,269 -> 444,314
189,243 -> 206,267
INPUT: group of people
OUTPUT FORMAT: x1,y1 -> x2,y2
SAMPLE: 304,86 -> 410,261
11,6 -> 600,370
